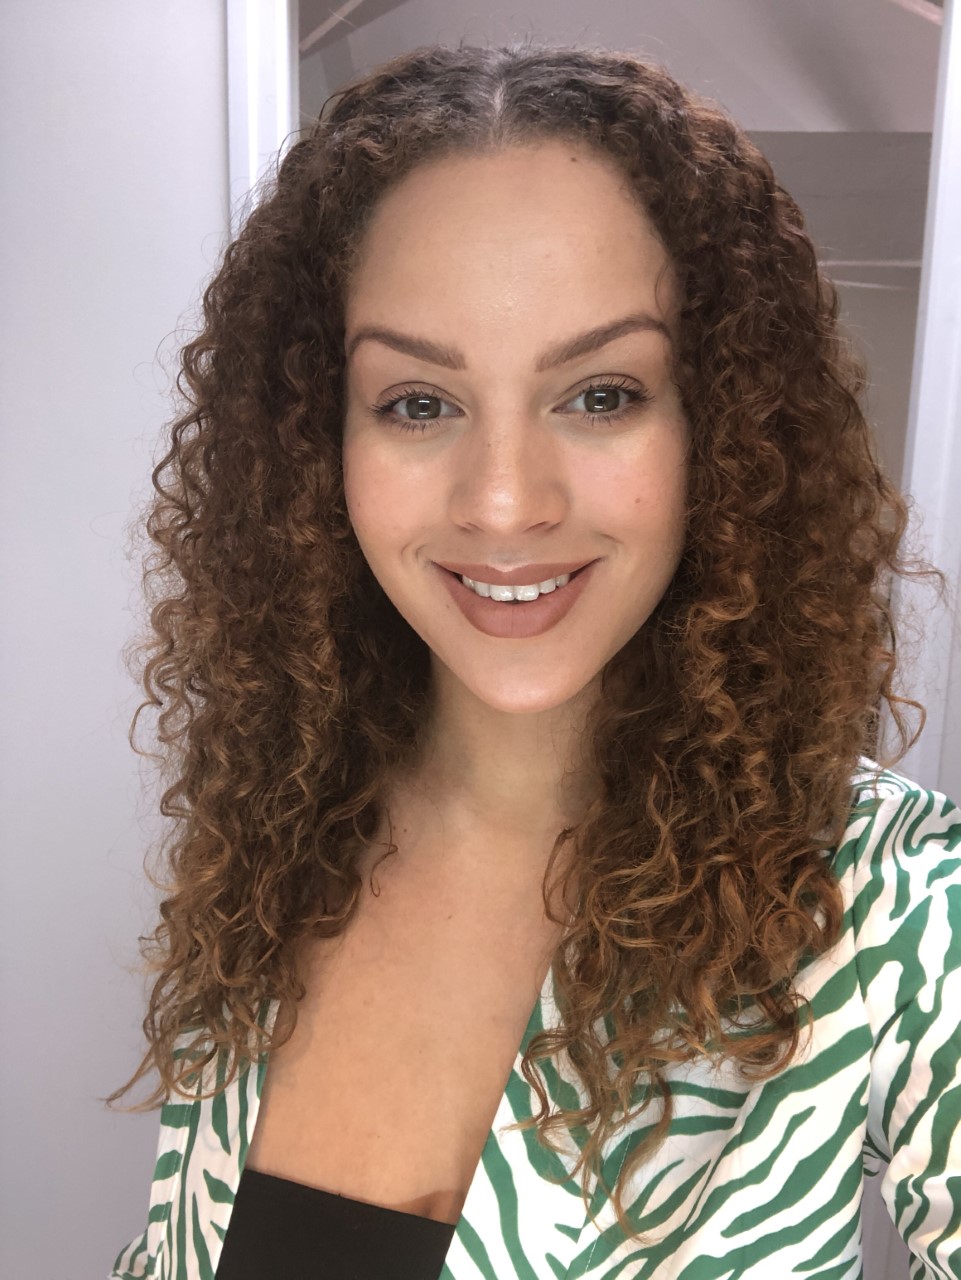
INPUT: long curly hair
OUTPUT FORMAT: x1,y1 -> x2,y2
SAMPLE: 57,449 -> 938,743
106,41 -> 947,1239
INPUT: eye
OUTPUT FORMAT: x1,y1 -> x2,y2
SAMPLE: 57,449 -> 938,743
370,386 -> 461,433
562,378 -> 653,424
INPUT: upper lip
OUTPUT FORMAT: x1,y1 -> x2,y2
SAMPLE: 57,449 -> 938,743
435,559 -> 597,585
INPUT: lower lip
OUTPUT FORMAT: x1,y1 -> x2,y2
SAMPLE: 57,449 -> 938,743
434,560 -> 601,639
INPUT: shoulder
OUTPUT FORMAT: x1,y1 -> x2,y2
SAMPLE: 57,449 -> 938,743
831,764 -> 961,1270
833,754 -> 960,908
109,1000 -> 278,1280
828,755 -> 961,1018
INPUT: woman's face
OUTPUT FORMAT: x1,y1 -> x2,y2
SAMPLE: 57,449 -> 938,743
342,140 -> 690,716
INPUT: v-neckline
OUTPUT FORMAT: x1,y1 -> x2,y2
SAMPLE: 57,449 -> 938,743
222,957 -> 589,1278
242,958 -> 553,1210
444,958 -> 552,1225
434,955 -> 594,1278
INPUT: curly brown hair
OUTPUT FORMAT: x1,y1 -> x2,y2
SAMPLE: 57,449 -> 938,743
106,40 -> 946,1240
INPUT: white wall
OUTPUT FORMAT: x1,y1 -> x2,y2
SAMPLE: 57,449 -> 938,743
0,2 -> 229,1274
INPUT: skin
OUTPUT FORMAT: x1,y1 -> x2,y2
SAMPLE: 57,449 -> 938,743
341,140 -> 691,868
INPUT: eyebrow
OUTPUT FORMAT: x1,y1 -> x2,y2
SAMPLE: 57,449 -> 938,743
345,311 -> 672,373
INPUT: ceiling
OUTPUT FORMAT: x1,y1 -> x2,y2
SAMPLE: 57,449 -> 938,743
297,0 -> 943,132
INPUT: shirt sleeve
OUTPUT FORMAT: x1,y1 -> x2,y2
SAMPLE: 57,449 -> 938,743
107,1097 -> 194,1278
855,779 -> 961,1280
108,1004 -> 273,1280
107,1027 -> 214,1280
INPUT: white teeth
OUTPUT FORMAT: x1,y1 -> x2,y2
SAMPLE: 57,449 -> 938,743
461,573 -> 572,601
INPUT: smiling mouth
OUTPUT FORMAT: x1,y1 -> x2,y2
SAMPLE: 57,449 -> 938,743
441,563 -> 593,585
435,555 -> 601,638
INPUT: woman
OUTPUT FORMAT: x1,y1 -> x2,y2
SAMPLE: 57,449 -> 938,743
107,41 -> 960,1280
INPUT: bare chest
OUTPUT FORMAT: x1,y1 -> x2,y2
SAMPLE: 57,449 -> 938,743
244,838 -> 568,1225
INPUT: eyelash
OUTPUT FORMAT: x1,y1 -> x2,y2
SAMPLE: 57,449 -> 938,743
369,376 -> 653,434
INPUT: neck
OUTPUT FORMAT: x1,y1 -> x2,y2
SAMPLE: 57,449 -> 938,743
388,669 -> 602,855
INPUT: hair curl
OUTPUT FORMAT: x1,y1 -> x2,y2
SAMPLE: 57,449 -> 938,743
106,40 -> 947,1241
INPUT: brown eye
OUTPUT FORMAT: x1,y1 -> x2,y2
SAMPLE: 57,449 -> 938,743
565,379 -> 653,423
583,387 -> 625,413
401,394 -> 442,419
371,386 -> 462,432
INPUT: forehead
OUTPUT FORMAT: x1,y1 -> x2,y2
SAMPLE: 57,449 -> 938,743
345,142 -> 677,338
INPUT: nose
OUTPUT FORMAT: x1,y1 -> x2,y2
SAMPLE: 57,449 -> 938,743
446,411 -> 570,535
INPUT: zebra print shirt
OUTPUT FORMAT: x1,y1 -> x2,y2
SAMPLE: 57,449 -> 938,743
109,757 -> 961,1279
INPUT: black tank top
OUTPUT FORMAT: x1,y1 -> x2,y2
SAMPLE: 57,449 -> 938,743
215,1166 -> 458,1279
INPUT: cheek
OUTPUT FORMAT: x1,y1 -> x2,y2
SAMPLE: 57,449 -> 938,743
342,446 -> 383,553
343,442 -> 425,552
343,441 -> 383,523
583,442 -> 688,546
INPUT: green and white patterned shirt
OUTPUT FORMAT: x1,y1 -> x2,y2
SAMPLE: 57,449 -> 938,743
110,757 -> 961,1279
